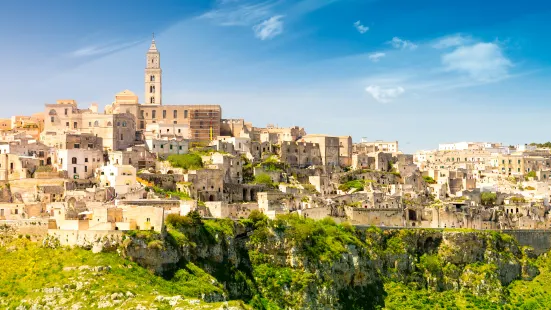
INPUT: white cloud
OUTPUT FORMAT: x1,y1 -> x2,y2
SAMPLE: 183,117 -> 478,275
199,1 -> 276,26
389,37 -> 417,50
365,85 -> 405,103
353,20 -> 369,34
253,15 -> 284,40
68,40 -> 143,58
432,34 -> 472,49
368,52 -> 385,62
441,42 -> 512,81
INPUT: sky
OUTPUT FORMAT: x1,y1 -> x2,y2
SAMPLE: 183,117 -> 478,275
2,0 -> 551,153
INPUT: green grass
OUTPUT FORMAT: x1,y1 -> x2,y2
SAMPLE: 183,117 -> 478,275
166,153 -> 203,170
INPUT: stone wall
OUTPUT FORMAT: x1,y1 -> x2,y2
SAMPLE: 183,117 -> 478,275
0,219 -> 49,239
503,229 -> 551,255
47,229 -> 123,252
137,173 -> 185,190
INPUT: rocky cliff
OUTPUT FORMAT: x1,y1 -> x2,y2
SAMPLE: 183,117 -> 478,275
119,213 -> 540,309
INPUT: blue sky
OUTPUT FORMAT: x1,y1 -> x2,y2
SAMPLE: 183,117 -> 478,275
2,0 -> 551,153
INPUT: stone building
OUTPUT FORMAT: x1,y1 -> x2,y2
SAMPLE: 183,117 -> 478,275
56,149 -> 104,179
356,140 -> 399,153
179,169 -> 225,202
339,136 -> 353,167
108,145 -> 156,169
44,100 -> 136,151
255,125 -> 306,144
41,131 -> 103,150
498,154 -> 551,176
99,164 -> 137,195
279,141 -> 322,168
220,119 -> 253,138
146,138 -> 189,158
108,39 -> 222,143
300,134 -> 340,167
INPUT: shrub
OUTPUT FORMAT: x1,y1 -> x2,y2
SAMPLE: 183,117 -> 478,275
254,173 -> 274,187
338,180 -> 365,192
147,240 -> 165,250
423,176 -> 436,184
481,192 -> 497,206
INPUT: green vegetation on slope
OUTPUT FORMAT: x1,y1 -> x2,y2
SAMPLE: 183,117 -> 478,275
0,238 -> 248,309
384,252 -> 551,309
166,153 -> 203,170
5,212 -> 551,310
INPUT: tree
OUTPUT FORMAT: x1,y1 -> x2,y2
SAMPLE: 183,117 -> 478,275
481,192 -> 497,206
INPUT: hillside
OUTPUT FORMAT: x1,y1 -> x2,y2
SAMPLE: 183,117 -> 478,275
4,214 -> 551,309
0,238 -> 248,309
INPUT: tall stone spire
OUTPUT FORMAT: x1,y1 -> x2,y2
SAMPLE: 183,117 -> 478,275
145,33 -> 162,105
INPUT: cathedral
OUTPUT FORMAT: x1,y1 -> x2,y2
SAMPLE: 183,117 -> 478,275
110,36 -> 222,142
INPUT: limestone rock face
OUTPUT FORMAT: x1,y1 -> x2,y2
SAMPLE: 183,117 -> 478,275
119,225 -> 539,309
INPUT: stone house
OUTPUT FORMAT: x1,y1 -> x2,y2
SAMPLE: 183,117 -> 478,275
280,141 -> 323,168
56,149 -> 104,180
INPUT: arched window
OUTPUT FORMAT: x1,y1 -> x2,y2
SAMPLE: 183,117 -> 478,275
150,75 -> 155,82
107,121 -> 112,127
150,97 -> 155,104
94,121 -> 99,127
122,121 -> 127,127
49,109 -> 57,115
71,157 -> 77,164
150,85 -> 155,93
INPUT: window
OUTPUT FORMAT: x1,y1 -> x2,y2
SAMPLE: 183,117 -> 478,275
150,75 -> 155,81
73,122 -> 77,129
152,111 -> 156,119
179,146 -> 182,150
150,97 -> 155,104
167,129 -> 170,132
120,134 -> 123,141
150,85 -> 155,93
140,110 -> 145,119
73,167 -> 77,174
88,143 -> 93,149
88,122 -> 91,126
173,121 -> 177,124
518,160 -> 521,164
170,145 -> 173,150
160,144 -> 164,149
163,110 -> 166,119
178,129 -> 181,133
117,122 -> 121,126
49,109 -> 57,115
85,158 -> 88,163
140,121 -> 144,129
94,121 -> 99,127
65,122 -> 69,127
50,117 -> 54,123
64,108 -> 68,116
84,166 -> 88,172
74,143 -> 80,149
173,110 -> 177,118
184,110 -> 188,118
122,121 -> 127,127
107,122 -> 112,126
72,157 -> 77,164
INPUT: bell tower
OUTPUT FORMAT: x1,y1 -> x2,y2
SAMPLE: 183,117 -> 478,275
145,33 -> 162,105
